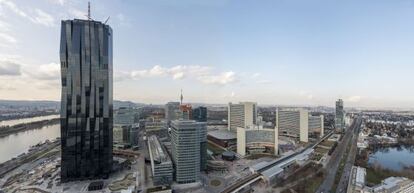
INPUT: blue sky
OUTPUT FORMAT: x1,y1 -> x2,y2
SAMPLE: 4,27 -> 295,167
0,0 -> 414,108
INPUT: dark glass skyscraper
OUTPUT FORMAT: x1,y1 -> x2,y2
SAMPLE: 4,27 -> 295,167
192,106 -> 207,122
60,19 -> 113,181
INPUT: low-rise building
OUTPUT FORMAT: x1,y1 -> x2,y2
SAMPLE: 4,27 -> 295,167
236,125 -> 278,156
147,135 -> 173,186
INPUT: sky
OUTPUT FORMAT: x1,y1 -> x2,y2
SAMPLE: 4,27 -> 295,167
0,0 -> 414,108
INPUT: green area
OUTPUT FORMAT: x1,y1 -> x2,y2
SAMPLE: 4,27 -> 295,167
108,173 -> 135,191
245,154 -> 277,160
210,179 -> 222,187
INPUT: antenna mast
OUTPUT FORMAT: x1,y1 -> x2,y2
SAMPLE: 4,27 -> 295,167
180,89 -> 183,105
87,1 -> 91,20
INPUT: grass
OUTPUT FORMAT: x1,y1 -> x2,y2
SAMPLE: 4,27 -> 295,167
244,153 -> 277,160
210,179 -> 222,187
288,170 -> 326,193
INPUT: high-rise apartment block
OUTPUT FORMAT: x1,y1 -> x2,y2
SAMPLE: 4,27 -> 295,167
170,120 -> 206,184
335,99 -> 345,130
60,19 -> 113,181
228,102 -> 257,132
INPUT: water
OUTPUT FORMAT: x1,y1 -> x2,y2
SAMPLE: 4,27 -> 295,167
0,114 -> 60,127
0,124 -> 60,164
368,145 -> 414,171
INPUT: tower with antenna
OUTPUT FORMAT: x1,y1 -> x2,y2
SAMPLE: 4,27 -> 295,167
87,1 -> 91,20
180,89 -> 183,105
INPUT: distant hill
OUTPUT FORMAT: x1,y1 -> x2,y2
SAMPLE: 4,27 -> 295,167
0,99 -> 145,110
0,100 -> 60,109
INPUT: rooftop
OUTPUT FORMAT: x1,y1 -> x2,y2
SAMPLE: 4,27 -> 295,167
208,129 -> 237,140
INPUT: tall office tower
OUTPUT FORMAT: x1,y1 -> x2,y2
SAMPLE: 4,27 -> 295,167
170,120 -> 206,183
192,106 -> 207,122
60,19 -> 113,181
165,102 -> 180,123
228,102 -> 257,132
114,107 -> 136,125
335,99 -> 345,130
276,109 -> 309,142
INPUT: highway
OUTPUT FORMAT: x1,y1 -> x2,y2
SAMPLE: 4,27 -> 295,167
316,117 -> 362,193
336,118 -> 362,193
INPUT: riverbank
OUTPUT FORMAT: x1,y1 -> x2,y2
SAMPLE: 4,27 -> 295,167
0,118 -> 60,138
0,112 -> 58,122
0,138 -> 60,178
355,145 -> 414,186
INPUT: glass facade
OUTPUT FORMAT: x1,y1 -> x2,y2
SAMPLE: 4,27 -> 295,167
60,19 -> 113,181
170,120 -> 206,184
192,106 -> 207,122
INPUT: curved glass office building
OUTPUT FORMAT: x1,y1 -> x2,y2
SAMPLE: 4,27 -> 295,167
60,19 -> 113,181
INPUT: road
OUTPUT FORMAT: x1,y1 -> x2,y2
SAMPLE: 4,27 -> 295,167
316,117 -> 362,193
335,118 -> 362,193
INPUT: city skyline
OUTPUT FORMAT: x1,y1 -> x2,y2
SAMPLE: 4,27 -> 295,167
1,0 -> 414,108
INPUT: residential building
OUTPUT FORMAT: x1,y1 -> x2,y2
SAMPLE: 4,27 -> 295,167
147,135 -> 173,186
228,102 -> 257,132
60,19 -> 113,181
170,120 -> 206,183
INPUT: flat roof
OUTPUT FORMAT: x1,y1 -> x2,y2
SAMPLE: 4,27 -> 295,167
262,165 -> 283,179
208,130 -> 237,140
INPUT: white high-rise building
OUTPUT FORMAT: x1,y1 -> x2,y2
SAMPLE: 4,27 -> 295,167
276,109 -> 309,142
309,115 -> 325,137
228,102 -> 257,132
277,109 -> 325,142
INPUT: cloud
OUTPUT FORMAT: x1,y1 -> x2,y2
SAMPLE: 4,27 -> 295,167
256,80 -> 272,84
347,96 -> 362,102
0,84 -> 15,90
0,0 -> 55,27
252,73 -> 260,78
47,0 -> 66,5
127,65 -> 237,85
26,62 -> 60,80
0,32 -> 16,43
68,8 -> 86,19
299,90 -> 314,100
0,60 -> 21,76
32,9 -> 55,27
198,71 -> 236,85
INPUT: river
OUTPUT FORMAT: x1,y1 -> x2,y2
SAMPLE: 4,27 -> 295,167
368,145 -> 414,171
0,124 -> 60,164
0,114 -> 60,127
